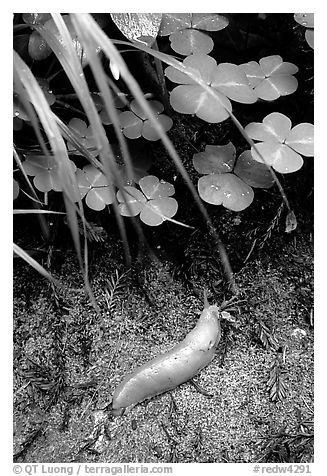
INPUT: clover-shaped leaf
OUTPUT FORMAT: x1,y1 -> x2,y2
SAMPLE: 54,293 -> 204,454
198,174 -> 254,211
119,99 -> 173,140
159,14 -> 228,55
159,13 -> 229,36
28,16 -> 101,64
117,175 -> 178,226
92,92 -> 127,125
165,54 -> 257,123
234,150 -> 274,188
117,153 -> 152,186
294,13 -> 314,48
13,178 -> 20,200
75,164 -> 115,211
169,30 -> 214,56
67,118 -> 98,156
245,112 -> 314,174
193,143 -> 236,174
111,13 -> 162,47
22,13 -> 52,25
294,13 -> 314,28
13,95 -> 30,122
22,155 -> 77,193
239,55 -> 299,101
193,141 -> 274,211
36,77 -> 56,106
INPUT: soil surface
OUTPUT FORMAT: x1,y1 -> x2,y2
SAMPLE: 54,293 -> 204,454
13,210 -> 313,463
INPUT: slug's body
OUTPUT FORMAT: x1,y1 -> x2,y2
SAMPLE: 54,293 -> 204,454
112,303 -> 221,415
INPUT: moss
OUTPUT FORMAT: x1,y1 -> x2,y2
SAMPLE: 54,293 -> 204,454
13,227 -> 313,463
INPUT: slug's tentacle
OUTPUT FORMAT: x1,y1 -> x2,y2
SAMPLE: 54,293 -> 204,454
112,304 -> 221,414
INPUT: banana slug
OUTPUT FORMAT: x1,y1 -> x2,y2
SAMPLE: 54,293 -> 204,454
111,298 -> 221,415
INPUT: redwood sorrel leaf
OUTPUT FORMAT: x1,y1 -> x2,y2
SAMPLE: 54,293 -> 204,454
110,13 -> 162,46
285,123 -> 314,156
119,99 -> 173,140
161,14 -> 224,55
294,13 -> 314,28
36,77 -> 56,106
251,141 -> 304,173
140,198 -> 178,226
240,55 -> 299,101
22,13 -> 52,25
117,175 -> 178,226
76,164 -> 115,210
294,14 -> 314,48
165,54 -> 218,85
212,63 -> 258,103
193,142 -> 236,174
117,186 -> 146,216
31,15 -> 101,65
139,175 -> 175,199
245,112 -> 292,142
305,29 -> 314,48
193,141 -> 273,211
159,13 -> 228,35
67,118 -> 97,155
170,85 -> 231,123
22,155 -> 76,193
169,29 -> 214,55
166,54 -> 256,123
245,112 -> 314,174
13,178 -> 20,200
234,150 -> 274,188
198,173 -> 254,211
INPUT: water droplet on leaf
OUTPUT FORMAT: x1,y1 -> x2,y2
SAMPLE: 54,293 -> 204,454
210,184 -> 221,191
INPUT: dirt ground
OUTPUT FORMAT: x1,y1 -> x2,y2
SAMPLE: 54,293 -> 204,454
13,216 -> 313,463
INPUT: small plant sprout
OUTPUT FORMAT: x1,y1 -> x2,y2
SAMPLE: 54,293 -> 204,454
159,13 -> 229,56
245,112 -> 314,174
119,99 -> 173,140
117,175 -> 178,226
165,54 -> 257,123
239,55 -> 299,101
193,142 -> 274,212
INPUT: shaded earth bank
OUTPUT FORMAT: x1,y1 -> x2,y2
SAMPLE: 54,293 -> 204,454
13,213 -> 313,463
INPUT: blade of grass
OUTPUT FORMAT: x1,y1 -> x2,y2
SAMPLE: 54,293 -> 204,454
13,243 -> 62,288
54,114 -> 104,171
13,146 -> 50,238
14,52 -> 84,269
13,210 -> 66,215
37,13 -> 131,266
13,52 -> 101,310
72,14 -> 151,254
72,15 -> 236,292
